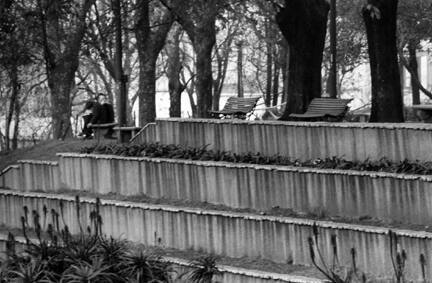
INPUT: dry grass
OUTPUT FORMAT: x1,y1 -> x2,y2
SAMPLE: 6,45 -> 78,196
0,138 -> 116,171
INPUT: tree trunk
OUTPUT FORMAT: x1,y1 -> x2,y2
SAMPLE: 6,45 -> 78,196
135,0 -> 173,126
212,52 -> 223,111
272,51 -> 280,106
113,0 -> 127,128
265,20 -> 273,107
237,41 -> 244,98
363,0 -> 404,122
276,0 -> 329,119
408,40 -> 420,105
167,24 -> 183,117
39,0 -> 95,139
12,96 -> 20,150
280,40 -> 289,103
138,57 -> 157,125
5,64 -> 19,150
47,63 -> 75,139
192,26 -> 215,117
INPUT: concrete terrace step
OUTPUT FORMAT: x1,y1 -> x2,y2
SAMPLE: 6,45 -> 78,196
6,155 -> 432,227
153,118 -> 432,162
0,232 -> 325,283
0,189 -> 430,281
58,153 -> 432,226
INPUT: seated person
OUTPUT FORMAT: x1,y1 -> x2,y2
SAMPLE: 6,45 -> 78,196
78,100 -> 97,139
88,93 -> 115,139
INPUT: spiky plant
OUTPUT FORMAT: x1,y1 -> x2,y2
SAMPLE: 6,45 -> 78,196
61,257 -> 120,283
120,250 -> 168,282
389,230 -> 407,283
9,260 -> 54,283
97,236 -> 128,273
188,255 -> 221,283
307,223 -> 366,283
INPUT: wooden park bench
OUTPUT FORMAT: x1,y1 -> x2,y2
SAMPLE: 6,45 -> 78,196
210,96 -> 261,119
289,97 -> 352,122
411,104 -> 432,122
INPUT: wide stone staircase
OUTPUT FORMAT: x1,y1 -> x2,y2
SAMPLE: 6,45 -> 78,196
3,118 -> 432,282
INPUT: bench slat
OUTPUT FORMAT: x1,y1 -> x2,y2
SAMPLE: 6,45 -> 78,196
210,96 -> 260,119
289,98 -> 352,121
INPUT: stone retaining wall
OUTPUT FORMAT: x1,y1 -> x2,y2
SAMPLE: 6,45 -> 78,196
0,189 -> 429,281
59,153 -> 432,226
155,118 -> 432,162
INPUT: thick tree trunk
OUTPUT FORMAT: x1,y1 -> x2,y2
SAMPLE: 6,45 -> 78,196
173,0 -> 219,117
138,57 -> 157,125
193,26 -> 215,117
135,0 -> 173,126
276,0 -> 329,119
167,25 -> 183,118
47,63 -> 75,139
363,0 -> 404,122
408,41 -> 420,105
40,0 -> 95,138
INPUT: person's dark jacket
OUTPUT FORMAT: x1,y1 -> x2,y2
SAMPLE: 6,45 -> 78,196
90,103 -> 114,124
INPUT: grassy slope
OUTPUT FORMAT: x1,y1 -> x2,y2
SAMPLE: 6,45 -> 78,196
0,138 -> 116,171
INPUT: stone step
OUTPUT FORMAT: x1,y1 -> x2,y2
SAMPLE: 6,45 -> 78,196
6,155 -> 432,227
154,118 -> 432,162
0,189 -> 429,281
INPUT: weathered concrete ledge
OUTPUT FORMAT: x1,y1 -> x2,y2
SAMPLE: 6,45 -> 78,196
0,165 -> 20,189
153,118 -> 432,162
57,153 -> 432,225
0,189 -> 430,281
5,160 -> 60,192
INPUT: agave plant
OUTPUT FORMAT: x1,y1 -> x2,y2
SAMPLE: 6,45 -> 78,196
97,236 -> 128,274
63,235 -> 99,264
120,250 -> 172,282
9,260 -> 54,283
61,257 -> 120,283
188,255 -> 221,283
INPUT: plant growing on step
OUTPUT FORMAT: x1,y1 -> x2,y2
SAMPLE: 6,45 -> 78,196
388,230 -> 407,283
2,196 -> 176,282
80,143 -> 432,176
307,223 -> 367,283
188,255 -> 221,283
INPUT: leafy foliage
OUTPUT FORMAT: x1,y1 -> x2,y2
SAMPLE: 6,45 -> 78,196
81,143 -> 432,176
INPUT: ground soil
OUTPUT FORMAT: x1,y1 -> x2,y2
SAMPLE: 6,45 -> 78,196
0,138 -> 116,171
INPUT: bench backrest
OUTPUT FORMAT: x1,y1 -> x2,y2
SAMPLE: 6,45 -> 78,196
305,98 -> 352,116
221,96 -> 261,113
